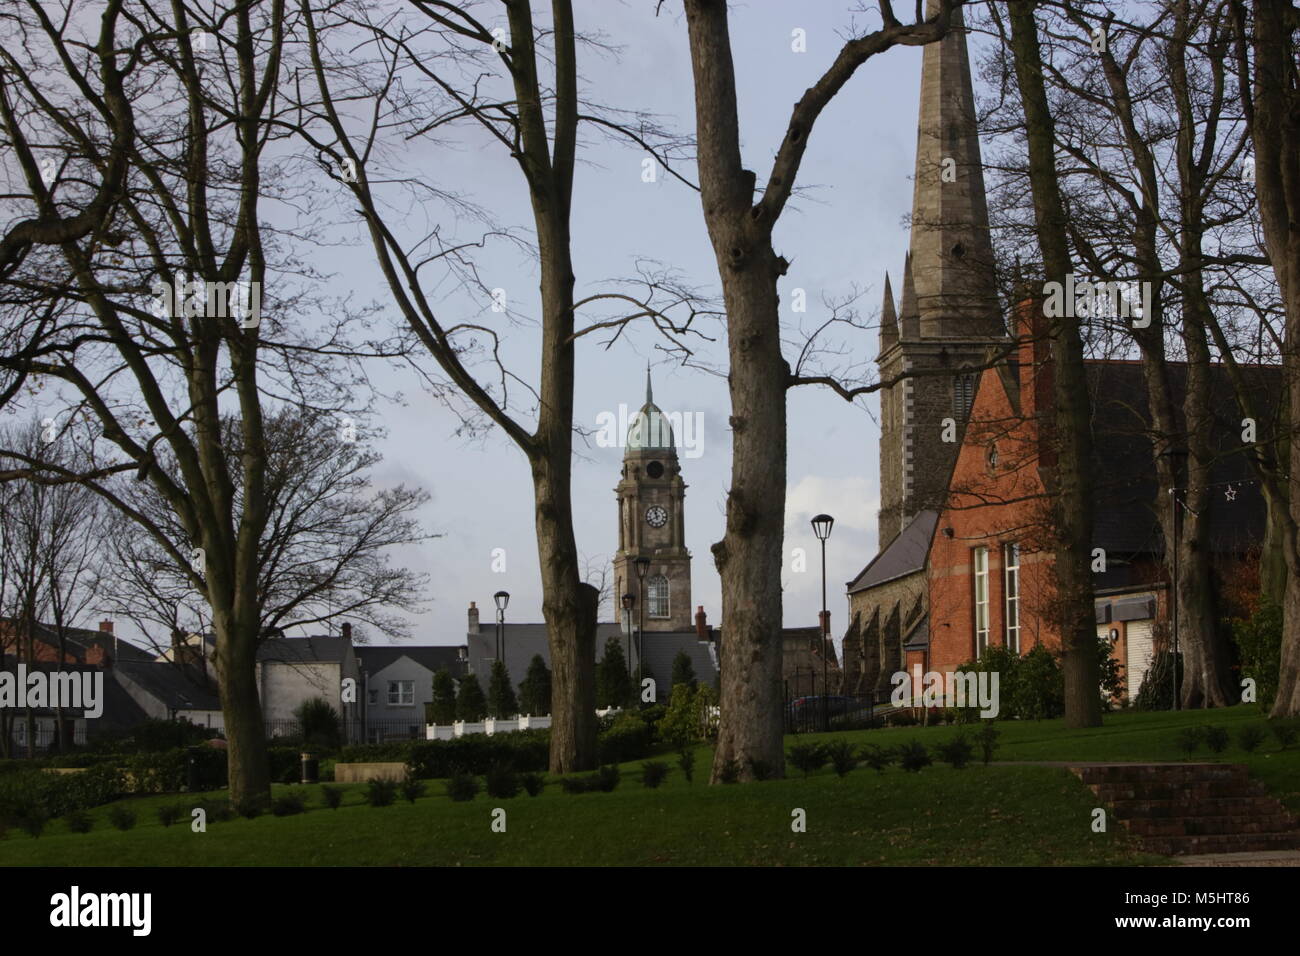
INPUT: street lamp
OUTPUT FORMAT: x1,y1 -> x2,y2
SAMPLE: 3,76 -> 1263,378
493,590 -> 510,663
811,514 -> 834,731
635,557 -> 650,706
621,592 -> 635,683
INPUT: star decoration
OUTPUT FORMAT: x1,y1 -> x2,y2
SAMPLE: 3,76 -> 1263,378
1224,485 -> 1237,502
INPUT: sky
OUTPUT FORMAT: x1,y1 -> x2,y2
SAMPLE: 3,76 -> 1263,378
336,2 -> 950,653
44,2 -> 983,655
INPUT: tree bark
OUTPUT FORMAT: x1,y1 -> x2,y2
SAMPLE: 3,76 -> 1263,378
1007,0 -> 1101,727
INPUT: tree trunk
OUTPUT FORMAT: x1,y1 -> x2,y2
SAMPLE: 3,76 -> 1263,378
212,616 -> 270,808
684,0 -> 789,781
1007,0 -> 1101,727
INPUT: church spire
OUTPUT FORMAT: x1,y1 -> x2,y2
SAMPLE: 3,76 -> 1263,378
899,252 -> 920,340
646,362 -> 653,405
878,272 -> 898,356
908,0 -> 1001,339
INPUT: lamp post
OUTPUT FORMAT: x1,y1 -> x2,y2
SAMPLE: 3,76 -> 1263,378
621,592 -> 635,684
493,590 -> 510,664
811,514 -> 834,731
635,557 -> 650,706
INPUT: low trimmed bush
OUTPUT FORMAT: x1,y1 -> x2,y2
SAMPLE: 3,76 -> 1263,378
975,722 -> 1000,766
1270,719 -> 1298,750
485,765 -> 520,799
320,785 -> 344,809
824,740 -> 857,777
933,733 -> 973,770
641,761 -> 670,789
1202,725 -> 1230,754
446,772 -> 480,802
64,809 -> 93,834
156,803 -> 184,827
897,740 -> 931,773
1175,726 -> 1204,758
520,772 -> 545,796
272,792 -> 307,816
787,742 -> 828,778
1237,724 -> 1267,753
365,778 -> 399,807
400,775 -> 427,803
108,806 -> 137,831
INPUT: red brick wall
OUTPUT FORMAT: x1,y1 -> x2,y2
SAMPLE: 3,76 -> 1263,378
928,354 -> 1063,674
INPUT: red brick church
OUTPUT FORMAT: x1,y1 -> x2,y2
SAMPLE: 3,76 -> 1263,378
839,3 -> 1275,704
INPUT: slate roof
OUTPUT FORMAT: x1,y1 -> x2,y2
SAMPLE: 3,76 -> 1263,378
0,656 -> 149,729
1085,360 -> 1279,556
465,622 -> 719,696
15,620 -> 154,663
847,511 -> 939,594
355,644 -> 466,677
256,636 -> 353,664
114,659 -> 222,712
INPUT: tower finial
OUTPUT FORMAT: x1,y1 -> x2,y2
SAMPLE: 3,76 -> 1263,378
646,361 -> 653,405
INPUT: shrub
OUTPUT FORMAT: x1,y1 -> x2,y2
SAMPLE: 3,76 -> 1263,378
748,758 -> 777,781
446,772 -> 480,802
64,809 -> 93,834
1013,645 -> 1065,720
1270,719 -> 1299,750
824,740 -> 858,777
400,730 -> 551,779
717,758 -> 742,784
596,636 -> 634,708
321,785 -> 344,810
1175,726 -> 1204,758
897,740 -> 931,773
235,798 -> 265,819
156,803 -> 184,827
520,772 -> 545,796
272,792 -> 307,817
560,775 -> 590,794
1237,724 -> 1268,753
887,710 -> 917,727
641,761 -> 670,788
293,697 -> 342,752
859,744 -> 895,773
594,764 -> 620,792
365,777 -> 399,807
598,711 -> 654,764
934,734 -> 973,770
487,658 -> 520,719
677,747 -> 696,784
670,650 -> 697,690
484,765 -> 520,799
1135,651 -> 1183,711
197,800 -> 236,823
400,775 -> 427,803
108,806 -> 137,831
1203,725 -> 1230,754
786,742 -> 828,778
975,722 -> 1000,766
125,718 -> 217,753
1233,603 -> 1282,711
18,810 -> 48,837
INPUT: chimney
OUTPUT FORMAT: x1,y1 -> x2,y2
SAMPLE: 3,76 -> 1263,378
98,620 -> 113,634
1015,289 -> 1056,471
341,622 -> 352,643
467,602 -> 480,635
695,606 -> 707,641
818,610 -> 831,636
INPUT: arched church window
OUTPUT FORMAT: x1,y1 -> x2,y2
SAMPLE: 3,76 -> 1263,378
647,574 -> 670,618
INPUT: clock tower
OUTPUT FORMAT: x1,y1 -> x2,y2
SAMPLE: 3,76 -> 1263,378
614,368 -> 692,632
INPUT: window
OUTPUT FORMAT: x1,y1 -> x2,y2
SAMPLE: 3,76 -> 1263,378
973,547 -> 990,655
1004,542 -> 1020,653
647,574 -> 670,618
954,373 -> 976,418
368,688 -> 378,706
387,680 -> 414,706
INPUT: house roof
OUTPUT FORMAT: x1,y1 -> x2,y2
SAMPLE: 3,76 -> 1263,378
847,510 -> 939,594
355,644 -> 466,676
114,659 -> 222,712
1084,360 -> 1279,556
0,656 -> 150,728
256,636 -> 353,664
11,619 -> 155,663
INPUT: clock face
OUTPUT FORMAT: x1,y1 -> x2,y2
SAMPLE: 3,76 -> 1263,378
645,505 -> 668,528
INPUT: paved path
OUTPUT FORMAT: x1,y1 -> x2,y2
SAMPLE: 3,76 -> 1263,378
1176,851 -> 1300,867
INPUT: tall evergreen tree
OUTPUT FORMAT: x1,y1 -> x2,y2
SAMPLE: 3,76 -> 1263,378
671,651 -> 697,691
488,659 -> 520,718
456,673 -> 488,722
430,669 -> 457,725
518,654 -> 553,716
596,637 -> 633,709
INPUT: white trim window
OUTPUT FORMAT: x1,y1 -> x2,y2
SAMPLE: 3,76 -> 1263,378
1004,542 -> 1020,653
387,680 -> 414,707
647,574 -> 670,618
973,546 -> 990,655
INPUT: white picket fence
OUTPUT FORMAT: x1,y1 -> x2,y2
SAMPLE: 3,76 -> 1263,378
426,706 -> 624,740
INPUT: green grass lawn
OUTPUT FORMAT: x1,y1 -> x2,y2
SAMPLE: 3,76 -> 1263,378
1,705 -> 1293,866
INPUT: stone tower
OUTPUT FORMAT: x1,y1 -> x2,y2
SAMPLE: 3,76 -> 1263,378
613,368 -> 692,632
876,0 -> 1006,547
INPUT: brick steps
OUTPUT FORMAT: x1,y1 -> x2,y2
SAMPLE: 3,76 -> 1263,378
1071,763 -> 1300,856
